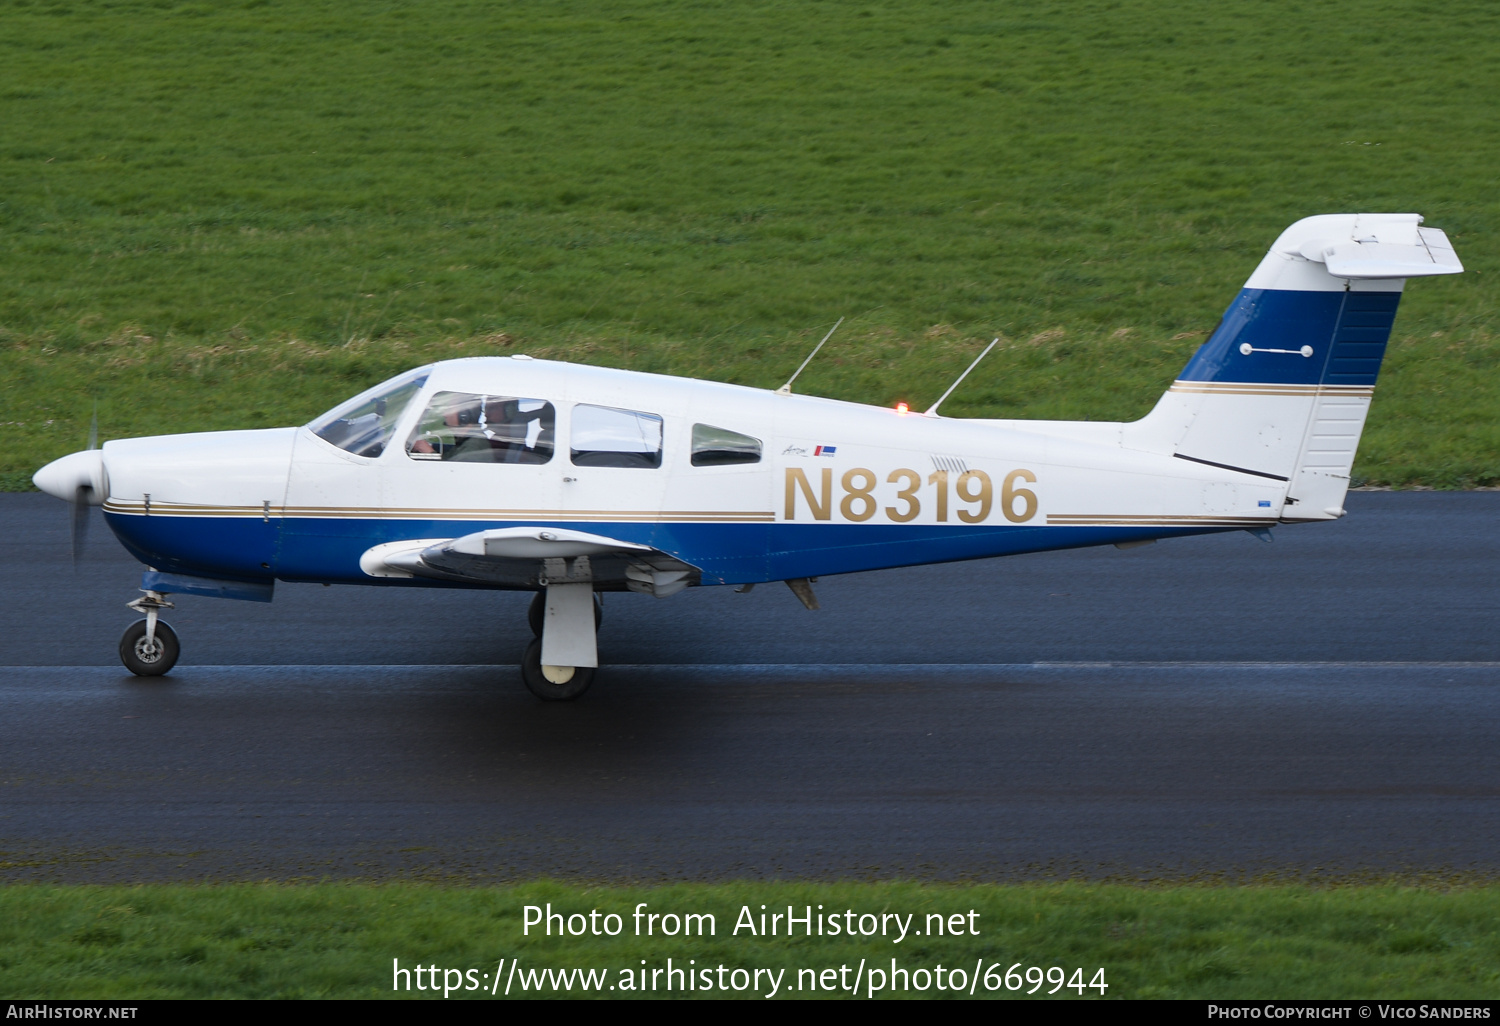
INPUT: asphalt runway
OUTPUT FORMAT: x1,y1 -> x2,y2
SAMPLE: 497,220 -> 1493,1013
1,491 -> 1497,882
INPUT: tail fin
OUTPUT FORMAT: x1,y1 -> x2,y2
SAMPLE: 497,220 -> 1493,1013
1128,213 -> 1462,520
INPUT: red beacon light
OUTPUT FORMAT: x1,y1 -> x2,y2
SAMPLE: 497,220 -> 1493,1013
895,401 -> 910,415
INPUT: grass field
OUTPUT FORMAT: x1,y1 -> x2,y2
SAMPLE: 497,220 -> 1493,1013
2,0 -> 1498,488
3,882 -> 1499,999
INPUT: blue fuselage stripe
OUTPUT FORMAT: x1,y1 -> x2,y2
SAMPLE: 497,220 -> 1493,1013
104,512 -> 1244,589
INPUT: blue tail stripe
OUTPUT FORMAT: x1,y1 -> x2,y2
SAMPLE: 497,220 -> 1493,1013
1324,291 -> 1399,386
1178,288 -> 1400,387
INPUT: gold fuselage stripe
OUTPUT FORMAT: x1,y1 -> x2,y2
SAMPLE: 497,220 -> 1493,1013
1047,514 -> 1274,526
1168,381 -> 1374,398
102,500 -> 776,522
103,500 -> 1275,529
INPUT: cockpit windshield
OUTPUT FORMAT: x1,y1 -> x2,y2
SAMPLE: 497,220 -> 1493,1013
307,366 -> 430,458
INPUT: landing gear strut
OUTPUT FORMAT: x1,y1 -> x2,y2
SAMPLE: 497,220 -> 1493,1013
520,584 -> 600,701
526,590 -> 602,637
120,590 -> 179,676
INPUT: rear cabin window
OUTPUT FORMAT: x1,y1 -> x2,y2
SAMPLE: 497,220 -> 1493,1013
691,424 -> 762,466
309,367 -> 430,458
405,392 -> 555,464
570,404 -> 663,469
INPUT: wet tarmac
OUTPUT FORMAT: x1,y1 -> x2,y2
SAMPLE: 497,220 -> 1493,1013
2,491 -> 1497,881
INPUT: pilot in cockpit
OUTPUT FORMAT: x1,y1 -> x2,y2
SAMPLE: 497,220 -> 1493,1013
481,398 -> 550,463
409,394 -> 553,463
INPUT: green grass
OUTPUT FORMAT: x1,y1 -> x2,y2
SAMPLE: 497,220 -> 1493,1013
2,0 -> 1498,487
2,882 -> 1498,999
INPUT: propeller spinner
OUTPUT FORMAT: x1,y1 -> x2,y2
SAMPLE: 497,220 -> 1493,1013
33,405 -> 106,565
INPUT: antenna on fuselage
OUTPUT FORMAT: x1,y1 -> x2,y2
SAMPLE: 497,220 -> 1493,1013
776,316 -> 844,395
924,337 -> 1000,417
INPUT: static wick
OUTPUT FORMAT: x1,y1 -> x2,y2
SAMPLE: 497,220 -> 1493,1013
776,316 -> 845,395
924,338 -> 1000,417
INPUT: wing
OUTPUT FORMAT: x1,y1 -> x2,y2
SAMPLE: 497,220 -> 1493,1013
359,527 -> 698,596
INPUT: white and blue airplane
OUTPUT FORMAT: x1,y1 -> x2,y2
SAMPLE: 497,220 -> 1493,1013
33,213 -> 1462,698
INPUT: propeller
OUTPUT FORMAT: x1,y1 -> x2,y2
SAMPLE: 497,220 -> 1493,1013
69,402 -> 99,566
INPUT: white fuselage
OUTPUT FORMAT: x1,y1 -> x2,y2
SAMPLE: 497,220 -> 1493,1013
86,356 -> 1284,589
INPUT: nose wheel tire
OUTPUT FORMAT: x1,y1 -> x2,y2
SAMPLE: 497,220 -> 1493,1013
520,638 -> 593,701
119,618 -> 180,676
527,591 -> 603,637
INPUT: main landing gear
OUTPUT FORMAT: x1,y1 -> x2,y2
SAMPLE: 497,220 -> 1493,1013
521,587 -> 603,701
120,590 -> 179,676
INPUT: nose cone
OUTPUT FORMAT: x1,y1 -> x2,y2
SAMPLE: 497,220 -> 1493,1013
34,450 -> 107,504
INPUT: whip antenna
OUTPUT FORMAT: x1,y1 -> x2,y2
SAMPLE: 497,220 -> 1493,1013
776,316 -> 844,395
925,338 -> 999,417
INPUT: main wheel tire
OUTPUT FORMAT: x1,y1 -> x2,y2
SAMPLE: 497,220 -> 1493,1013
119,618 -> 180,676
527,591 -> 603,637
520,638 -> 594,700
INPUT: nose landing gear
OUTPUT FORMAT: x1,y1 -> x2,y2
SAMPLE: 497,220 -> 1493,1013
120,590 -> 179,676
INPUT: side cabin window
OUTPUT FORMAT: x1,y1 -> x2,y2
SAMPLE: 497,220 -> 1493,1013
570,404 -> 663,469
691,423 -> 761,466
405,392 -> 555,464
309,367 -> 430,458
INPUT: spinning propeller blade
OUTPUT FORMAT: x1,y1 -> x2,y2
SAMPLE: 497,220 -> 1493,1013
71,483 -> 91,564
70,401 -> 99,566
